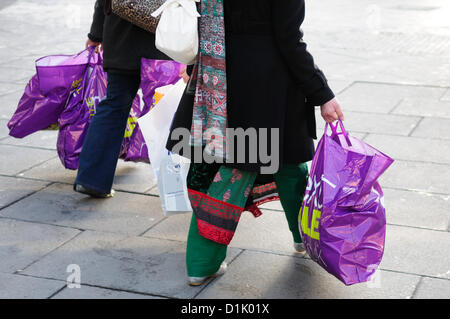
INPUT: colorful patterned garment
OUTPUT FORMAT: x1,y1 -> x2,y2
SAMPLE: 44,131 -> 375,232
189,0 -> 228,158
187,163 -> 280,245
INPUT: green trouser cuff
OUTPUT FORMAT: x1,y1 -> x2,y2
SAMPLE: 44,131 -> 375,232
186,214 -> 227,277
274,163 -> 309,244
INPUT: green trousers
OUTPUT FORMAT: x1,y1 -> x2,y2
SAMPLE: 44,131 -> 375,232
186,163 -> 309,277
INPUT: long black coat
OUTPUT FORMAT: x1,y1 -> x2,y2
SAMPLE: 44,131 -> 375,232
89,0 -> 169,74
167,0 -> 335,172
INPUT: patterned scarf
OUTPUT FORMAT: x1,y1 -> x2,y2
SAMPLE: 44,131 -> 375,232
189,0 -> 228,159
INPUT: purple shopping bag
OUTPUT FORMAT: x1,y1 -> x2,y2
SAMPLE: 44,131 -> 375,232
57,51 -> 107,170
299,120 -> 394,285
119,59 -> 184,163
7,48 -> 96,138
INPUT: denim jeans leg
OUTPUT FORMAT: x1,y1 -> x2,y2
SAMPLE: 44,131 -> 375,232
75,72 -> 141,194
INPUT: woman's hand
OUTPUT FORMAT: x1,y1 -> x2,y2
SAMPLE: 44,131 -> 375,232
180,69 -> 190,83
320,98 -> 344,123
86,39 -> 102,53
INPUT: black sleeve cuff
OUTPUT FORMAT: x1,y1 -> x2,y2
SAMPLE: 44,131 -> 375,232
88,33 -> 102,43
304,70 -> 335,106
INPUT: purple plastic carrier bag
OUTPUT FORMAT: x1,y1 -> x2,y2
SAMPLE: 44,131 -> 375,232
57,50 -> 107,170
299,120 -> 394,285
119,59 -> 184,163
8,48 -> 96,138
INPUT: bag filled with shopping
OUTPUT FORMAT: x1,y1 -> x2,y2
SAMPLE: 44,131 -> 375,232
120,59 -> 185,163
299,120 -> 394,285
7,48 -> 96,138
139,79 -> 192,216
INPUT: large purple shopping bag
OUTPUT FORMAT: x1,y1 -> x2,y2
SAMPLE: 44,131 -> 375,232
119,59 -> 184,163
56,51 -> 107,170
7,48 -> 96,138
299,120 -> 394,285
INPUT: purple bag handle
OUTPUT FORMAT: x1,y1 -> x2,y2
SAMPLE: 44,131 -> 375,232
325,119 -> 352,147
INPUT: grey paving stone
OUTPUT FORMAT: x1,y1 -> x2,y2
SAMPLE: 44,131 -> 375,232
336,83 -> 446,114
0,119 -> 10,139
23,230 -> 241,298
413,277 -> 450,299
21,158 -> 156,193
411,117 -> 450,140
392,98 -> 450,119
364,134 -> 450,165
196,250 -> 420,299
0,273 -> 65,299
327,79 -> 352,94
52,285 -> 164,299
379,160 -> 450,194
0,66 -> 34,84
0,183 -> 164,236
144,209 -> 299,256
0,145 -> 56,175
315,109 -> 421,136
383,188 -> 450,231
0,176 -> 47,209
0,89 -> 24,120
337,82 -> 405,114
0,218 -> 80,273
441,89 -> 450,101
19,157 -> 76,184
1,130 -> 58,150
381,225 -> 450,279
0,81 -> 25,96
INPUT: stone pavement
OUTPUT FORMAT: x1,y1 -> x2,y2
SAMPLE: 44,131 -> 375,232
0,0 -> 449,299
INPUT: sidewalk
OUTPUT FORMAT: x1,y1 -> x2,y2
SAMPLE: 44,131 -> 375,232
0,0 -> 448,299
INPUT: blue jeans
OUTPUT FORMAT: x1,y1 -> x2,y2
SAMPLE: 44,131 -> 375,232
75,72 -> 140,194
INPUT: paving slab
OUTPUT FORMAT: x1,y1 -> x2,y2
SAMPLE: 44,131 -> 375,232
327,79 -> 353,94
315,109 -> 421,136
0,120 -> 10,139
380,225 -> 450,279
413,277 -> 450,299
0,66 -> 34,84
52,285 -> 165,299
383,188 -> 450,231
392,98 -> 450,119
411,117 -> 450,140
144,210 -> 300,256
0,183 -> 164,236
364,134 -> 450,165
196,250 -> 420,299
379,160 -> 450,194
20,158 -> 156,193
0,81 -> 24,96
22,230 -> 241,298
0,89 -> 23,120
0,176 -> 48,209
1,130 -> 58,150
0,273 -> 65,299
441,89 -> 450,101
0,218 -> 80,273
0,144 -> 56,176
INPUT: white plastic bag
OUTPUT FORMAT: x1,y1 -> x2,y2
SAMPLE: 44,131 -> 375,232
138,79 -> 192,216
152,0 -> 200,65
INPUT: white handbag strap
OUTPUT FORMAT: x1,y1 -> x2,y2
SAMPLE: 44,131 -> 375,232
152,0 -> 201,18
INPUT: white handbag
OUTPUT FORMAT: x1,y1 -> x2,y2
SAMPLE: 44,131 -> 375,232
152,0 -> 200,65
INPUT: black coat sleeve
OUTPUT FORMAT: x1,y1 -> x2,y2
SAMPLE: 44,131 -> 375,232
88,0 -> 105,43
271,0 -> 334,106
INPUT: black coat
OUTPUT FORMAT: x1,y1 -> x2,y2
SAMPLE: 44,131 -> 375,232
167,0 -> 335,172
88,0 -> 170,74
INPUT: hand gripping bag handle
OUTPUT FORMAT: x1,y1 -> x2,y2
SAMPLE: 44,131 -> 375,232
325,118 -> 352,147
